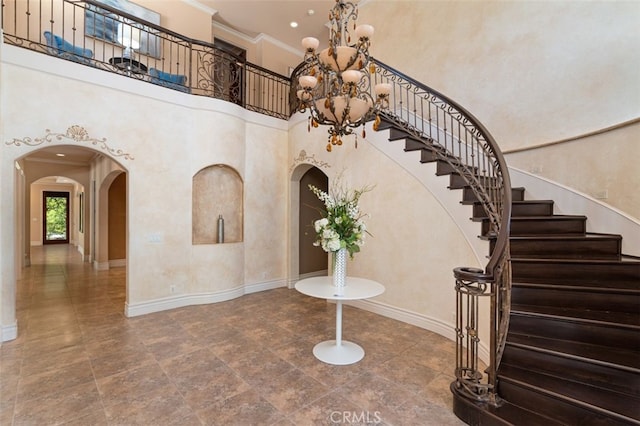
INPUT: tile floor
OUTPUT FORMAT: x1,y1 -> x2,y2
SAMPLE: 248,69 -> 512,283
0,245 -> 466,425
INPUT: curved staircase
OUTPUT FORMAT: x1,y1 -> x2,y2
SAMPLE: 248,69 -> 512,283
378,118 -> 640,425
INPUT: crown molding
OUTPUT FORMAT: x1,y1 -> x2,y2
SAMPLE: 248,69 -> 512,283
212,21 -> 304,58
179,0 -> 217,15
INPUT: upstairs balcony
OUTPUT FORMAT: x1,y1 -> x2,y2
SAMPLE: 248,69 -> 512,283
2,0 -> 292,119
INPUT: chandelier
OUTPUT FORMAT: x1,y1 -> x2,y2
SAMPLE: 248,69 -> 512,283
296,0 -> 391,152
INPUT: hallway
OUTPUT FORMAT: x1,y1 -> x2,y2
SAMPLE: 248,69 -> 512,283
0,245 -> 464,425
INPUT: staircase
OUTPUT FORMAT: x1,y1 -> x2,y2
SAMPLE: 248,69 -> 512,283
379,119 -> 640,425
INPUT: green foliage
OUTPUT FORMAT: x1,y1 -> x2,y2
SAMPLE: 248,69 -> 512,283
46,196 -> 67,239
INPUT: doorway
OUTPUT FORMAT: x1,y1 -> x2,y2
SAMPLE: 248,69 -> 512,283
43,191 -> 70,244
213,38 -> 246,106
299,167 -> 329,276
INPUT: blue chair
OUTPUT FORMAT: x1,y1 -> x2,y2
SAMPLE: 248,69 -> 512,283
149,68 -> 190,93
43,31 -> 94,65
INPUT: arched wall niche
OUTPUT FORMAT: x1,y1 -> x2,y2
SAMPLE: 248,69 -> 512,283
192,164 -> 243,244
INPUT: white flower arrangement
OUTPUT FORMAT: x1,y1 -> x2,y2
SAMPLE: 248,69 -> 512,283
309,181 -> 372,258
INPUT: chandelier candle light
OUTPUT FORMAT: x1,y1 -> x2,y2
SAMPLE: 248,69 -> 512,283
296,0 -> 391,152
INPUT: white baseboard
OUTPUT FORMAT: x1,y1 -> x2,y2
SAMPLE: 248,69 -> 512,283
244,278 -> 286,294
125,279 -> 286,317
287,270 -> 328,288
1,321 -> 18,342
109,259 -> 126,268
345,298 -> 490,364
93,261 -> 109,270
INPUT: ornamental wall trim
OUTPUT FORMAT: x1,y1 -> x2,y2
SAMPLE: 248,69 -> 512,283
5,125 -> 134,160
290,149 -> 331,173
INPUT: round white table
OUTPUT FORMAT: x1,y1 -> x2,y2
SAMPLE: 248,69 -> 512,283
295,276 -> 385,365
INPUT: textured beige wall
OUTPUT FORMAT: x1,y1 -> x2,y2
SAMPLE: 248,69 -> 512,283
1,49 -> 289,324
135,0 -> 213,42
289,118 -> 480,330
360,0 -> 640,151
506,121 -> 640,219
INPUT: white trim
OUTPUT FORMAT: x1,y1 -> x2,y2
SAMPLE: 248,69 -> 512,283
212,21 -> 304,58
299,270 -> 328,280
125,279 -> 286,317
254,33 -> 305,59
509,167 -> 640,256
344,298 -> 490,365
180,0 -> 218,15
93,261 -> 109,271
109,258 -> 127,268
287,271 -> 329,289
1,321 -> 18,342
244,278 -> 286,294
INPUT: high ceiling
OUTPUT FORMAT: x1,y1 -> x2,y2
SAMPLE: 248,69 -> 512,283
25,1 -> 351,168
196,0 -> 337,52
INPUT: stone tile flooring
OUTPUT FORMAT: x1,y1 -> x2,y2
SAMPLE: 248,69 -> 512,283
0,245 -> 466,425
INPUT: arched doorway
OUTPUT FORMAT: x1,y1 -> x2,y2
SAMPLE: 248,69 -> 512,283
3,145 -> 129,342
289,164 -> 329,285
299,167 -> 329,277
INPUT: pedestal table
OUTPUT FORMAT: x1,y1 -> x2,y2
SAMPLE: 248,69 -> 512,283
295,276 -> 385,365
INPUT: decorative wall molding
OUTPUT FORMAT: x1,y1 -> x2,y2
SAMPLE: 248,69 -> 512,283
5,125 -> 135,160
290,149 -> 330,173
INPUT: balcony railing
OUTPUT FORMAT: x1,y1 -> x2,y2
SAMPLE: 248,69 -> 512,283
1,0 -> 291,119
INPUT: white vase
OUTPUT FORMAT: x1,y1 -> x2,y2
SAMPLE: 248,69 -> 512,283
333,247 -> 347,289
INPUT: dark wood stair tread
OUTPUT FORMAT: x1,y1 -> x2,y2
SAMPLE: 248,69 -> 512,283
473,214 -> 587,222
511,303 -> 640,327
506,333 -> 640,370
510,258 -> 640,288
507,232 -> 621,241
485,400 -> 566,426
512,282 -> 640,295
382,117 -> 638,425
497,364 -> 640,422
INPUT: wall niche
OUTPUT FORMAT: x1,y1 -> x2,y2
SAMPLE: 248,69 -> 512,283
192,165 -> 243,244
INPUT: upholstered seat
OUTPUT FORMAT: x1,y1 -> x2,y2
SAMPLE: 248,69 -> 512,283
149,68 -> 190,93
43,31 -> 94,65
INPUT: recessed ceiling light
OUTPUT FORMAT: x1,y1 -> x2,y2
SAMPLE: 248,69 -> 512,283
56,153 -> 66,157
290,21 -> 298,28
307,9 -> 315,16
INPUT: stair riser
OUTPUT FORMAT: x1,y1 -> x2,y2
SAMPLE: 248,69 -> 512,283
482,219 -> 586,236
389,128 -> 411,140
509,314 -> 637,349
472,202 -> 554,218
511,286 -> 640,313
462,186 -> 525,202
436,161 -> 459,176
501,345 -> 639,397
494,238 -> 622,260
511,202 -> 554,217
497,379 -> 635,426
511,260 -> 640,289
450,173 -> 467,189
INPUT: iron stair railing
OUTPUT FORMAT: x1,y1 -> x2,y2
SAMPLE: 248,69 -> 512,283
290,58 -> 513,407
1,0 -> 291,120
